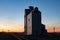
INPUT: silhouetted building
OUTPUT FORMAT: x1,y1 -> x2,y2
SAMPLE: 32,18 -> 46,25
24,6 -> 47,35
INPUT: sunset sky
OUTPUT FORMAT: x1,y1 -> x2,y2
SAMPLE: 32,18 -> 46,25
0,0 -> 60,32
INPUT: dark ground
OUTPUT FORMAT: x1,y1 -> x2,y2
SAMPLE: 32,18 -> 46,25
0,32 -> 60,40
0,32 -> 18,40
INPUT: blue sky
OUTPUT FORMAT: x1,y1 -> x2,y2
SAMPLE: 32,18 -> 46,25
0,0 -> 60,32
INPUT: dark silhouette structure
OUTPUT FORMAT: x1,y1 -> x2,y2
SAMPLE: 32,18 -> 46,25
24,6 -> 47,35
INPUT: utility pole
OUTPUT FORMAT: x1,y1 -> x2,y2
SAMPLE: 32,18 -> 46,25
8,30 -> 10,32
53,27 -> 55,33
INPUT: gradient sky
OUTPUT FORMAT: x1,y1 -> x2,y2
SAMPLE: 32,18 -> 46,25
0,0 -> 60,32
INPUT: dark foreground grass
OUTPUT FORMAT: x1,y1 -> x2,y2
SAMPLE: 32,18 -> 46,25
0,32 -> 18,40
0,32 -> 60,40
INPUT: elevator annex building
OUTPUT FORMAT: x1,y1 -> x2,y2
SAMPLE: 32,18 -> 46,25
24,6 -> 47,35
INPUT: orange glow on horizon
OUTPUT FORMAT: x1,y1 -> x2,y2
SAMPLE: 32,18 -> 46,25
47,28 -> 60,32
46,24 -> 60,33
0,28 -> 60,33
0,28 -> 24,32
0,23 -> 60,33
0,25 -> 24,32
